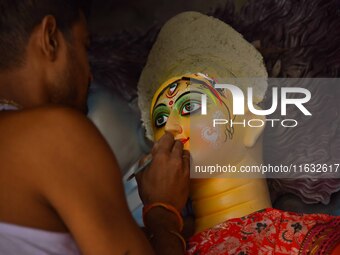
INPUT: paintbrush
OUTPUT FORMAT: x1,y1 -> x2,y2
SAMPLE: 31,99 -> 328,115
127,153 -> 153,181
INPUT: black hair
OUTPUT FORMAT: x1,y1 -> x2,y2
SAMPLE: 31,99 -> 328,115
0,0 -> 91,70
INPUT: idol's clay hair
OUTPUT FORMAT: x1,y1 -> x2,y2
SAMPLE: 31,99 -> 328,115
137,12 -> 268,140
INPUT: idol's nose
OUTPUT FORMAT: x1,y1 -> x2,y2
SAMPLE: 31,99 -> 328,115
164,112 -> 183,137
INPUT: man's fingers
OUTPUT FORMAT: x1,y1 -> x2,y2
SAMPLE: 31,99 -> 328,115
151,141 -> 159,154
182,150 -> 191,174
156,132 -> 175,153
135,170 -> 143,185
171,140 -> 183,157
138,154 -> 152,167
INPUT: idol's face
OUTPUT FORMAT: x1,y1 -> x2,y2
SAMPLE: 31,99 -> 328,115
151,76 -> 247,165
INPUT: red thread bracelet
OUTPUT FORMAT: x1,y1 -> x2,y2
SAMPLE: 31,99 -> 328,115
143,202 -> 184,232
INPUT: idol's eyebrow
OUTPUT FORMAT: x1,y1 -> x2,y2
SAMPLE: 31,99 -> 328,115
175,91 -> 204,103
153,103 -> 167,112
154,79 -> 182,104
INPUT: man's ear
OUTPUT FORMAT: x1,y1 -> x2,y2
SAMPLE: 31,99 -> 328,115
40,15 -> 58,61
243,108 -> 266,148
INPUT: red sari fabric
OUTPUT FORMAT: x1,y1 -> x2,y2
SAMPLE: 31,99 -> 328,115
187,208 -> 340,255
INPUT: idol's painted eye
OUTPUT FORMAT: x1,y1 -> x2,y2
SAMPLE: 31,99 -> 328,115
181,101 -> 201,116
155,114 -> 169,128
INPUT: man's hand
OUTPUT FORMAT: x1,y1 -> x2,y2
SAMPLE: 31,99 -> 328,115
136,132 -> 190,212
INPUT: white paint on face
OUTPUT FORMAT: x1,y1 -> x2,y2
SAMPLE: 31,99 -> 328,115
201,127 -> 218,143
200,110 -> 226,148
213,110 -> 226,119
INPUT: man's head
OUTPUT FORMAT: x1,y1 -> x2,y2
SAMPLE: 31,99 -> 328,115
0,0 -> 92,111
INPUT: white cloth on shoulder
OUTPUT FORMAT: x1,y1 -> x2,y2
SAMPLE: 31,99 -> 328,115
0,104 -> 18,111
0,222 -> 81,255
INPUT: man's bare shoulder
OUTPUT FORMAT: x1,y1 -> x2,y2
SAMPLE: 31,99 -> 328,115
0,105 -> 124,206
1,106 -> 94,134
0,106 -> 116,178
0,106 -> 106,146
0,106 -> 140,243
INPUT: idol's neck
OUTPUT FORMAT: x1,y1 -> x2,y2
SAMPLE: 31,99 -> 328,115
190,146 -> 272,233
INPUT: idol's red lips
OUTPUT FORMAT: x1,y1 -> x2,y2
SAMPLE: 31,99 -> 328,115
179,137 -> 190,144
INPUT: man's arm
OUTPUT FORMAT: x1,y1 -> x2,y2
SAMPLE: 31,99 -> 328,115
137,133 -> 191,255
14,107 -> 188,255
17,107 -> 152,254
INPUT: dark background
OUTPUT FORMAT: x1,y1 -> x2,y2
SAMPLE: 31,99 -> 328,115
88,0 -> 246,35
